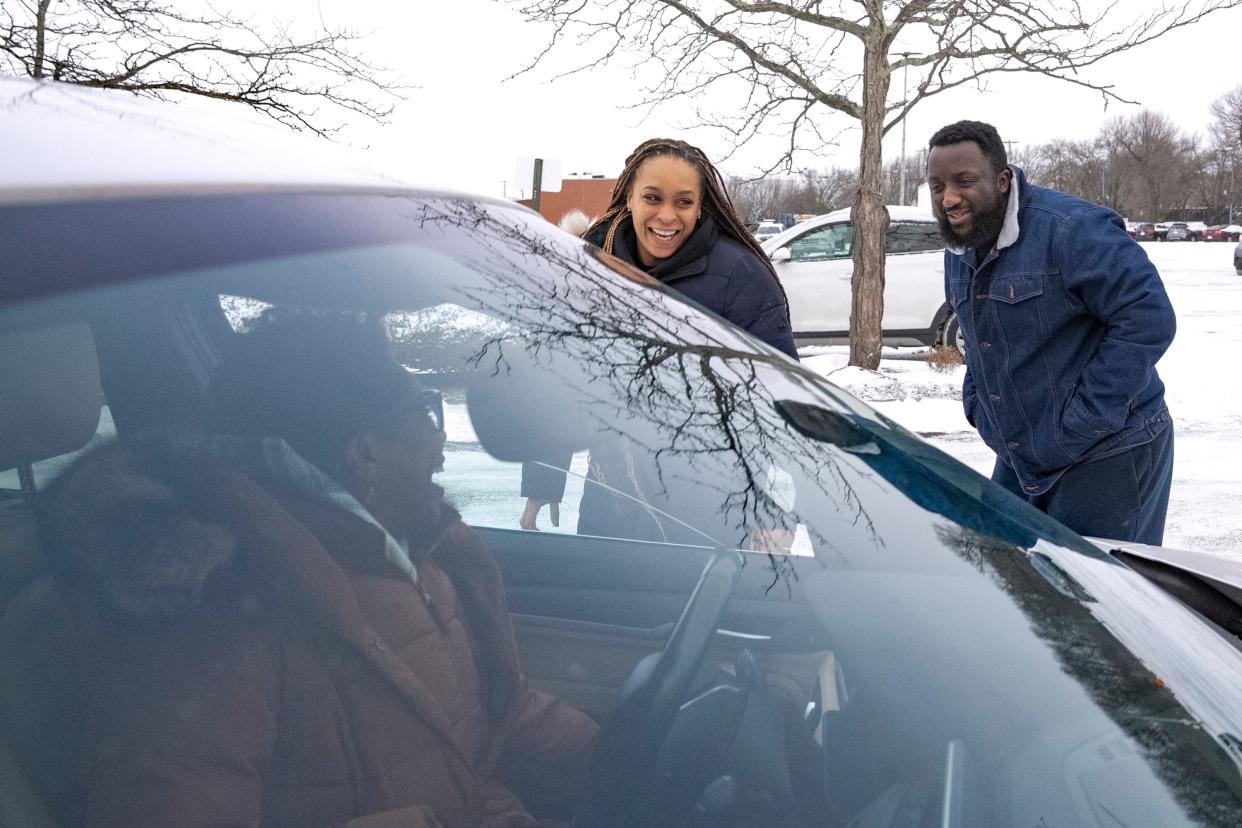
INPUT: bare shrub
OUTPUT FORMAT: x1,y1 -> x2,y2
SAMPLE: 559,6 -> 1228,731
927,346 -> 964,372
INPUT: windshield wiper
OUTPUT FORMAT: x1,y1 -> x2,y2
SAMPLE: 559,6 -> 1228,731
1028,551 -> 1096,603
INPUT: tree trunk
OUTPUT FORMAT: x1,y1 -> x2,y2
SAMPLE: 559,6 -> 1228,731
33,0 -> 52,79
849,33 -> 890,370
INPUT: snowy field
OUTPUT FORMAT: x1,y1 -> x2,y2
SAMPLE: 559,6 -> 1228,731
803,241 -> 1242,561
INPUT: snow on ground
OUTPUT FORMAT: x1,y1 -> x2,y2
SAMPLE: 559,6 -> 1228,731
801,241 -> 1242,561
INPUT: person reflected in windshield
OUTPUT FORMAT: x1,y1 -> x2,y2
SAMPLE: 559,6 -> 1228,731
521,138 -> 797,533
43,311 -> 597,827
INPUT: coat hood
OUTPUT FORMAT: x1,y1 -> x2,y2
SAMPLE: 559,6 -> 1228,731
39,433 -> 460,621
40,438 -> 240,619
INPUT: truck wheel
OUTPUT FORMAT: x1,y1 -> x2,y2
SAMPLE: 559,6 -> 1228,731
938,310 -> 964,357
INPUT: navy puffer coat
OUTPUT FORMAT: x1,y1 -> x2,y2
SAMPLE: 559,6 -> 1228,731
520,215 -> 797,540
588,214 -> 798,359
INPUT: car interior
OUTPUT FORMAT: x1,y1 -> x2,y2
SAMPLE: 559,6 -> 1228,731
0,274 -> 872,828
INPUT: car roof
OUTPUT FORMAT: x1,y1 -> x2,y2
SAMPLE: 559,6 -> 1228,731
760,204 -> 936,251
0,78 -> 479,205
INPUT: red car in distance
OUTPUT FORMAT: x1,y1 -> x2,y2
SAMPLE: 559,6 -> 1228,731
1205,224 -> 1242,242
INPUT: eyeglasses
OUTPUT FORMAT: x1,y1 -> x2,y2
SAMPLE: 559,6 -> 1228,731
376,388 -> 444,433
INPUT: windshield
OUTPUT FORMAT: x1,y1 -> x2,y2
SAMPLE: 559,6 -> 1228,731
4,191 -> 1242,826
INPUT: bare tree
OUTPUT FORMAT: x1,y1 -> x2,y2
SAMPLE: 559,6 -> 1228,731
1210,85 -> 1242,152
1210,85 -> 1242,219
0,0 -> 398,136
506,0 -> 1242,368
804,166 -> 859,213
880,154 -> 920,206
1020,137 -> 1129,211
1106,110 -> 1199,221
729,165 -> 856,219
727,173 -> 797,222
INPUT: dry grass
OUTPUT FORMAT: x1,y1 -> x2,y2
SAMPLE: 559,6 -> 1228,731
926,345 -> 964,372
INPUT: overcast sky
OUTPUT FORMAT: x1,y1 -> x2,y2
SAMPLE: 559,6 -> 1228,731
265,0 -> 1242,199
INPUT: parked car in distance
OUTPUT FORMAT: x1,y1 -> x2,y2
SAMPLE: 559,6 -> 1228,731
760,206 -> 959,352
1135,222 -> 1158,241
1165,222 -> 1191,242
1235,238 -> 1242,275
8,78 -> 1242,828
1153,221 -> 1172,240
1207,223 -> 1242,242
753,220 -> 784,242
1123,220 -> 1138,239
1183,220 -> 1209,241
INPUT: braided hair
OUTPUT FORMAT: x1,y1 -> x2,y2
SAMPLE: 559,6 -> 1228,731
588,138 -> 785,294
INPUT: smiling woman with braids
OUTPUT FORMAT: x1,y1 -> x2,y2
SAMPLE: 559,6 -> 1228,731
520,138 -> 798,536
587,138 -> 796,357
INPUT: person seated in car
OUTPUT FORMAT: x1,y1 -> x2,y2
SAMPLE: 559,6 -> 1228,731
42,310 -> 598,827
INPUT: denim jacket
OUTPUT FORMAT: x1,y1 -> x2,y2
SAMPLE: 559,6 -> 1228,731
945,166 -> 1175,495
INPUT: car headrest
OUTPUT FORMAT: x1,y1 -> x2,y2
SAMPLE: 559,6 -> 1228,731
465,343 -> 597,462
0,323 -> 104,473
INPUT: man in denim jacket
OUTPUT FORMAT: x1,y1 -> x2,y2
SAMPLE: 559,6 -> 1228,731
927,120 -> 1175,544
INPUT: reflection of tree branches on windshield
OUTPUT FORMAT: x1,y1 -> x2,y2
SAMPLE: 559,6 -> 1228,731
390,198 -> 1242,821
936,524 -> 1242,823
400,197 -> 891,580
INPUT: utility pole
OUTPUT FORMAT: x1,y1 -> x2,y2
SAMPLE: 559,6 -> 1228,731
531,158 -> 544,214
1100,150 -> 1106,206
897,53 -> 914,206
1231,152 -> 1236,224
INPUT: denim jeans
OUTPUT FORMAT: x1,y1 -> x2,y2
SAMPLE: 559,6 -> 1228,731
991,423 -> 1174,545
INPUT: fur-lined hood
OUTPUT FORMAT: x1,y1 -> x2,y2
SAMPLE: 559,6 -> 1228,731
40,434 -> 459,621
41,438 -> 240,620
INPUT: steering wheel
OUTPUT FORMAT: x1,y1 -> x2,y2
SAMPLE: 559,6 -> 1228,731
585,549 -> 745,825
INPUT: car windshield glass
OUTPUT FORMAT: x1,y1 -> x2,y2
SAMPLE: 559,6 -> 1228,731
5,192 -> 1242,825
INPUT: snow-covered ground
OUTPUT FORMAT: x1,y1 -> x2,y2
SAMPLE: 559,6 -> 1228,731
803,241 -> 1242,561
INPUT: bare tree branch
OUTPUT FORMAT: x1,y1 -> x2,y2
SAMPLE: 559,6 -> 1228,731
0,0 -> 403,136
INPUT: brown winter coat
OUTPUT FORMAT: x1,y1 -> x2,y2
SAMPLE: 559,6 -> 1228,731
50,445 -> 597,827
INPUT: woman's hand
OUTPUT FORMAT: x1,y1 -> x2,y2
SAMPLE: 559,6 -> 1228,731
520,498 -> 560,530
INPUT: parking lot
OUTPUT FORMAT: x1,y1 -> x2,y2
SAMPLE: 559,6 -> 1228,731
804,240 -> 1242,560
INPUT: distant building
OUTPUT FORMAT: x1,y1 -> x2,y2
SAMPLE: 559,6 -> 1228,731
519,175 -> 616,226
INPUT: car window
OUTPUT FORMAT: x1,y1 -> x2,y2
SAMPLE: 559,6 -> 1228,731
788,223 -> 853,261
885,221 -> 944,254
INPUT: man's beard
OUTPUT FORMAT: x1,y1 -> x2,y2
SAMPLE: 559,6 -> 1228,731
937,192 -> 1009,251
